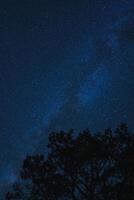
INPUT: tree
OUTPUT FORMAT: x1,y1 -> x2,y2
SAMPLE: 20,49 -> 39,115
5,124 -> 134,200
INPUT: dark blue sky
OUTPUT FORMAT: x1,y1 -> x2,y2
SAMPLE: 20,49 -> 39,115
0,0 -> 134,193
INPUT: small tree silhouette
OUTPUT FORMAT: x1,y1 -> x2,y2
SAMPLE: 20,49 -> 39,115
6,124 -> 134,200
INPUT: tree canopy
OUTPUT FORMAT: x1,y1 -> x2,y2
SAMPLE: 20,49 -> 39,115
6,123 -> 134,200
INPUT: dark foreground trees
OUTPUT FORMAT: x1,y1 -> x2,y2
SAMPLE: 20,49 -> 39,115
6,124 -> 134,200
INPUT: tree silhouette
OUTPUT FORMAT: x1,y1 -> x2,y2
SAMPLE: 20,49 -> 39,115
6,124 -> 134,200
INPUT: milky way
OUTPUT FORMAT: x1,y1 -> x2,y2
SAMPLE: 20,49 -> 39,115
0,0 -> 133,197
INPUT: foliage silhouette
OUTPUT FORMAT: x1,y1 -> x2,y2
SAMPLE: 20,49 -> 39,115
6,124 -> 134,200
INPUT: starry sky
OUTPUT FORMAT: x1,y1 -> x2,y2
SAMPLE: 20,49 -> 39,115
0,0 -> 134,194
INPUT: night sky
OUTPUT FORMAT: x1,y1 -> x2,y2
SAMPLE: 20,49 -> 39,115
0,0 -> 134,194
